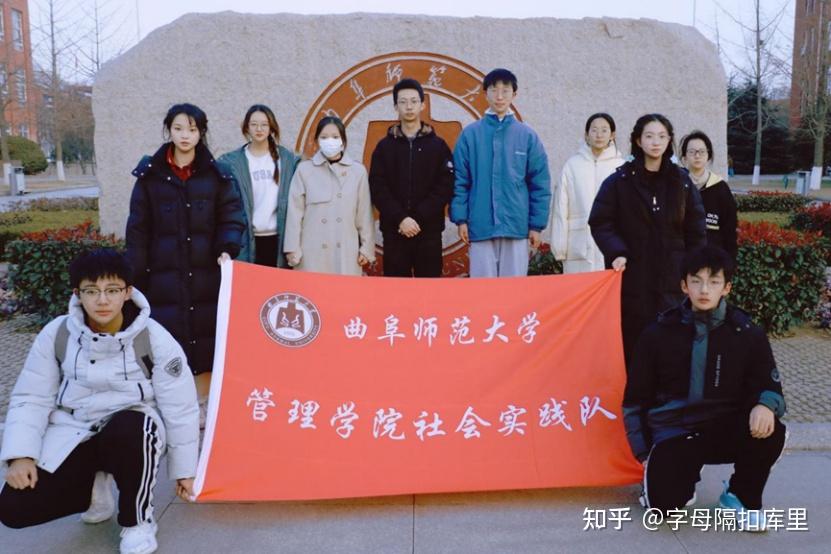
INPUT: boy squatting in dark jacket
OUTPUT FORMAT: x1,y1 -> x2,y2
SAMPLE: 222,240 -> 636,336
623,246 -> 785,530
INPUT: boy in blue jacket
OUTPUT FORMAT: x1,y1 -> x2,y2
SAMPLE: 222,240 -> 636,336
624,246 -> 786,531
450,68 -> 551,277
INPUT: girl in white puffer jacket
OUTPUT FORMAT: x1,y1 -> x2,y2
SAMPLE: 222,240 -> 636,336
550,113 -> 623,273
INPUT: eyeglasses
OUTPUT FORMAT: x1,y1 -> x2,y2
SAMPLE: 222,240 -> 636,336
79,287 -> 127,300
686,149 -> 708,157
486,86 -> 515,98
248,123 -> 270,131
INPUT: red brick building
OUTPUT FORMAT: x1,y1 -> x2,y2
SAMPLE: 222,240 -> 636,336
0,0 -> 37,141
789,0 -> 831,129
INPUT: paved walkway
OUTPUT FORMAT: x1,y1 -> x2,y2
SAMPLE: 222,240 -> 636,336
0,450 -> 828,552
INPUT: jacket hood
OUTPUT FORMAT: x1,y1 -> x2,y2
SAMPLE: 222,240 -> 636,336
577,141 -> 623,163
132,142 -> 232,182
387,122 -> 436,139
67,286 -> 151,344
702,171 -> 724,189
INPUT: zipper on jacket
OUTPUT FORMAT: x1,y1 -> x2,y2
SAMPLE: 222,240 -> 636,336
407,139 -> 414,212
138,382 -> 145,401
73,344 -> 81,380
58,379 -> 69,407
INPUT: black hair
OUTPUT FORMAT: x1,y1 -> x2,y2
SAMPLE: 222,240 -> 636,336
163,103 -> 208,146
630,113 -> 676,163
69,248 -> 133,289
680,246 -> 735,283
629,113 -> 686,227
314,116 -> 347,149
680,130 -> 714,163
393,78 -> 424,104
483,68 -> 518,91
242,104 -> 281,185
584,112 -> 616,134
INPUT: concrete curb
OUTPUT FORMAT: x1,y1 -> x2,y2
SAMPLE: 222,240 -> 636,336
783,422 -> 831,451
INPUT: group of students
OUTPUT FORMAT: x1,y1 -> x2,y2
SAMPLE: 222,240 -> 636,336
0,67 -> 784,553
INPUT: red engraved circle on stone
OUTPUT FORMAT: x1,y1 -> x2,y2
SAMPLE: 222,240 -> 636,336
297,52 -> 522,277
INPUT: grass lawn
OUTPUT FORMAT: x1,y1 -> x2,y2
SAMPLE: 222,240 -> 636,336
1,209 -> 99,257
737,211 -> 791,227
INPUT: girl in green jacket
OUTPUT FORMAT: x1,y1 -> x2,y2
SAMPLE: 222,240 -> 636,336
219,104 -> 300,267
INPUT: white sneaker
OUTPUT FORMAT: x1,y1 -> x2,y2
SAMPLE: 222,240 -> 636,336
120,521 -> 158,554
80,471 -> 115,524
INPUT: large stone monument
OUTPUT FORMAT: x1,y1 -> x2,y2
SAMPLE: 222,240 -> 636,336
94,12 -> 726,272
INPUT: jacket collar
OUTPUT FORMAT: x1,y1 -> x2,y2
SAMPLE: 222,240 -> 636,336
312,150 -> 354,166
67,287 -> 151,347
388,122 -> 435,139
483,109 -> 515,125
702,171 -> 723,189
132,141 -> 228,181
577,141 -> 622,163
659,298 -> 751,332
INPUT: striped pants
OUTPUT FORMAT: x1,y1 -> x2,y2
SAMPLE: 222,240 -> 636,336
0,410 -> 162,529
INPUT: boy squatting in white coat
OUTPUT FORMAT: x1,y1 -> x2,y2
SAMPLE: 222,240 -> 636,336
0,249 -> 199,554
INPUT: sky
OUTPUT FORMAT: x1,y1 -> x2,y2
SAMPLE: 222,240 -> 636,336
28,0 -> 795,90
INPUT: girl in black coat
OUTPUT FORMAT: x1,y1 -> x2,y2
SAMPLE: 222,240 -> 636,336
680,130 -> 738,259
126,103 -> 245,399
588,113 -> 706,365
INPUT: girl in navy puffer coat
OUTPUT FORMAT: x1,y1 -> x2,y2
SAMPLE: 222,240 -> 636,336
126,103 -> 245,398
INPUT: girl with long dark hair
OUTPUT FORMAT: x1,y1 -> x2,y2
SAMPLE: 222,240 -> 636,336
219,104 -> 300,267
589,113 -> 706,363
126,103 -> 245,400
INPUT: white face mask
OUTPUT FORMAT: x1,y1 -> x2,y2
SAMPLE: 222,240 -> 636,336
318,137 -> 343,158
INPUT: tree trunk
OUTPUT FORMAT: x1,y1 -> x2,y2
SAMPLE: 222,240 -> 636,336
752,0 -> 762,186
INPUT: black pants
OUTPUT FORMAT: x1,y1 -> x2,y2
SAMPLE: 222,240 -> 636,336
0,410 -> 162,529
644,412 -> 786,511
254,235 -> 279,267
382,231 -> 443,277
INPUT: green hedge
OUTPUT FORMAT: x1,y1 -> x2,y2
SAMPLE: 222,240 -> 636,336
6,222 -> 123,322
732,221 -> 828,334
8,136 -> 48,174
734,191 -> 811,213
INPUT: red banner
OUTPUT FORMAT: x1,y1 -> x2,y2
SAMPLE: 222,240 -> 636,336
194,262 -> 641,501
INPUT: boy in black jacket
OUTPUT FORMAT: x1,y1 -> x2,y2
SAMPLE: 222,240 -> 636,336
369,78 -> 454,277
624,246 -> 786,531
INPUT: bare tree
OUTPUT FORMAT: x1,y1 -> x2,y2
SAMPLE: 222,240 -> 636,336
30,0 -> 87,181
708,0 -> 791,184
75,0 -> 131,81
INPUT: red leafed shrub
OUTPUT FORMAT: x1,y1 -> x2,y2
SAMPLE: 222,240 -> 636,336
733,221 -> 828,334
5,222 -> 124,322
737,220 -> 822,247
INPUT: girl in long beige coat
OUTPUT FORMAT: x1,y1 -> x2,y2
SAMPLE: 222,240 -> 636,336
284,117 -> 376,275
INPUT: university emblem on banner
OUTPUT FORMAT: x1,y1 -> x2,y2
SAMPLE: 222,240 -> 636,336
259,293 -> 322,347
